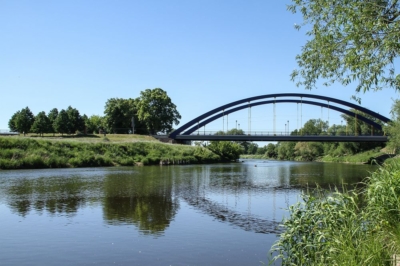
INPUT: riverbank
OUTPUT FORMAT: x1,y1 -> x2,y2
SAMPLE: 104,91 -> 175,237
269,157 -> 400,265
241,149 -> 394,164
0,135 -> 225,170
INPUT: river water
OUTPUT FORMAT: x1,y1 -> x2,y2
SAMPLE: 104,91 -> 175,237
0,160 -> 377,265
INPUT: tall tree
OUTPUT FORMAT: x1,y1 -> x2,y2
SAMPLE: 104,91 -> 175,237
47,108 -> 58,135
31,111 -> 51,136
65,106 -> 85,134
53,109 -> 69,135
86,115 -> 104,134
9,107 -> 35,135
8,111 -> 20,132
136,88 -> 181,134
289,0 -> 400,99
103,98 -> 141,134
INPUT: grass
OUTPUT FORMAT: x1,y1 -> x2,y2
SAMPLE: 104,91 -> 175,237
269,158 -> 400,265
26,133 -> 159,143
0,135 -> 224,169
319,150 -> 386,164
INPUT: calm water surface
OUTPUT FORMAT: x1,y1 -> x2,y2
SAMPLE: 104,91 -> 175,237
0,160 -> 377,265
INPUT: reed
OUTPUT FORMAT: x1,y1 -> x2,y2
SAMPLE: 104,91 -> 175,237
269,160 -> 400,265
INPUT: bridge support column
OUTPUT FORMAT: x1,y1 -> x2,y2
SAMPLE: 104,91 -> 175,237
301,98 -> 303,135
355,113 -> 358,136
222,110 -> 225,132
273,98 -> 276,135
248,102 -> 251,135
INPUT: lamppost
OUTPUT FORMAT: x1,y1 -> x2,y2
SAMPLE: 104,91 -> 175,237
236,120 -> 237,130
285,124 -> 287,135
287,120 -> 289,135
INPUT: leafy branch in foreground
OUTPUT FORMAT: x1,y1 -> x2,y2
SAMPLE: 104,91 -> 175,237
289,0 -> 400,100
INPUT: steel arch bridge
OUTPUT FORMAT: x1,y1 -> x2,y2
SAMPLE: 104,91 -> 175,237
169,93 -> 391,142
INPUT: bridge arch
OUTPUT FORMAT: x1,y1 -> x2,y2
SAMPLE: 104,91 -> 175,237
169,93 -> 390,138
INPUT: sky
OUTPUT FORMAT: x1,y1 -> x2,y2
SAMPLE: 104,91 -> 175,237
1,0 -> 399,135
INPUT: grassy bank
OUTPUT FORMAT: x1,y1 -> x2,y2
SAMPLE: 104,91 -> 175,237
0,135 -> 224,170
241,149 -> 392,164
239,154 -> 268,160
269,158 -> 400,265
318,150 -> 388,164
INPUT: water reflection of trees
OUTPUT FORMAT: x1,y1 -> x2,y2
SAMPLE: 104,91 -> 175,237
286,162 -> 376,190
1,176 -> 101,217
102,169 -> 179,236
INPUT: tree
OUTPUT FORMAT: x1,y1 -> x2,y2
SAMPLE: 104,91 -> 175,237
47,108 -> 58,135
65,106 -> 85,134
8,111 -> 20,132
265,143 -> 278,158
247,142 -> 259,155
53,109 -> 69,135
86,115 -> 104,134
277,142 -> 296,160
9,107 -> 35,135
136,88 -> 181,134
289,0 -> 400,98
385,99 -> 400,152
294,142 -> 324,161
206,141 -> 243,161
103,98 -> 145,134
300,119 -> 328,135
31,111 -> 52,136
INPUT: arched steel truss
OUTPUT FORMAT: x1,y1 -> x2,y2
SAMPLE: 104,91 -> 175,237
169,93 -> 390,138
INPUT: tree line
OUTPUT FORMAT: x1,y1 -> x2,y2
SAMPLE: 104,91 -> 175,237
202,109 -> 389,161
8,88 -> 181,136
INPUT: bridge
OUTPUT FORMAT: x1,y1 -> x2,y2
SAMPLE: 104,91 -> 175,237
169,93 -> 391,142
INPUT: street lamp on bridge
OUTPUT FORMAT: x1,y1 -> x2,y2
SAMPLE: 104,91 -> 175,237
287,120 -> 289,135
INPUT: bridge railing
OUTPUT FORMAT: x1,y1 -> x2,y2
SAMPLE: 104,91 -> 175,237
187,131 -> 385,137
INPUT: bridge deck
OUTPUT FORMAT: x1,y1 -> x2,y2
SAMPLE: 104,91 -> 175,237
174,134 -> 388,142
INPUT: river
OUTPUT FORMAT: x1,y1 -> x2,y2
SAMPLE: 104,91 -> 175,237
0,160 -> 377,265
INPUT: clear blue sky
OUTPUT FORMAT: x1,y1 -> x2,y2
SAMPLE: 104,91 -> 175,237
1,0 -> 398,133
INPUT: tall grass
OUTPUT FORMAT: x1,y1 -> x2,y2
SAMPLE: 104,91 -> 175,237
269,160 -> 400,265
0,136 -> 222,169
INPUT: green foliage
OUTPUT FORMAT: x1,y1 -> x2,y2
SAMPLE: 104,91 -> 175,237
0,136 -> 223,169
103,98 -> 144,134
277,142 -> 296,160
265,143 -> 278,158
289,0 -> 400,96
85,115 -> 104,134
136,88 -> 181,134
9,107 -> 35,135
300,118 -> 328,135
270,160 -> 400,265
53,109 -> 69,135
205,141 -> 243,161
8,111 -> 19,132
31,111 -> 52,136
294,142 -> 323,161
385,99 -> 400,152
65,106 -> 85,134
47,108 -> 58,134
270,187 -> 396,265
366,160 -> 400,227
